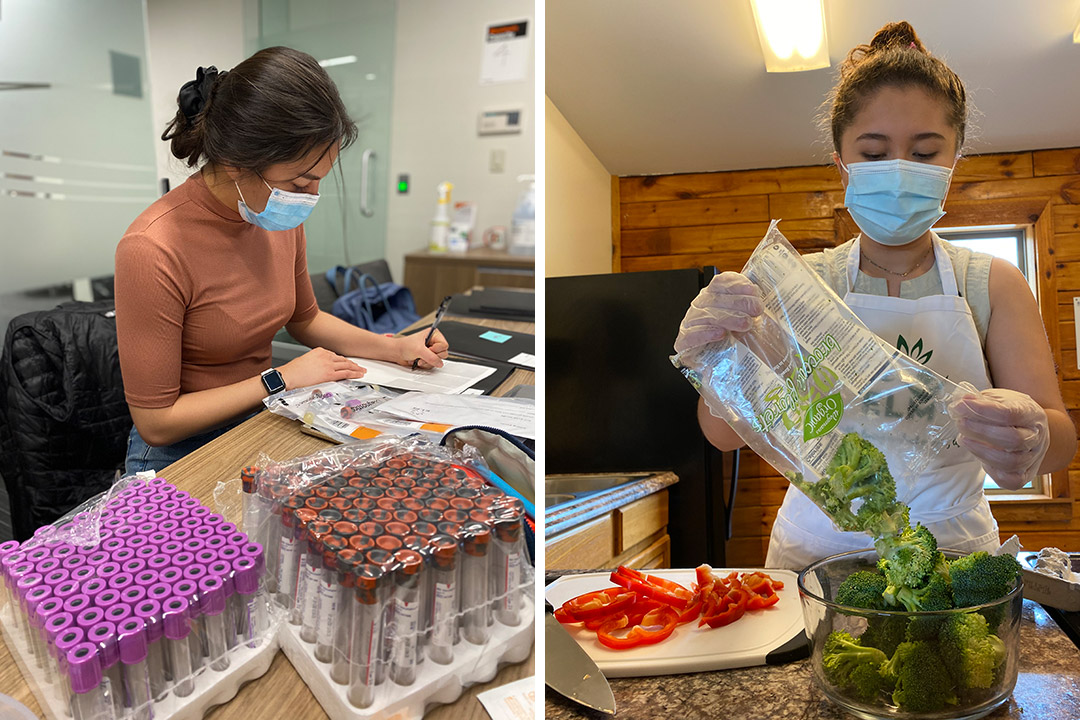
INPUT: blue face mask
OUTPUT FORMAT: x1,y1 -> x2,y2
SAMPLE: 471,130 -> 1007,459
235,176 -> 319,231
841,158 -> 954,246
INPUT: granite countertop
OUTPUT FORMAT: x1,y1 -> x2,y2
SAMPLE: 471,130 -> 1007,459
545,600 -> 1080,719
545,471 -> 679,537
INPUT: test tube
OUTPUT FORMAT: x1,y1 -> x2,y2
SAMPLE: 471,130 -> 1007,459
232,557 -> 267,648
66,642 -> 110,720
172,579 -> 204,675
87,621 -> 124,718
365,549 -> 398,685
117,617 -> 152,720
44,612 -> 74,710
275,502 -> 306,616
207,560 -> 237,650
262,482 -> 288,595
32,596 -> 63,682
427,534 -> 458,664
134,599 -> 168,700
348,564 -> 385,709
491,504 -> 524,626
460,522 -> 492,645
0,540 -> 21,616
313,536 -> 346,663
162,596 -> 194,697
298,522 -> 332,643
330,548 -> 361,685
390,549 -> 423,686
199,576 -> 230,672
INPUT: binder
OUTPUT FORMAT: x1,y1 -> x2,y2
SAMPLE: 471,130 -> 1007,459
449,288 -> 535,320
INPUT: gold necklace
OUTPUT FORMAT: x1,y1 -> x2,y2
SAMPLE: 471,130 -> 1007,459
862,243 -> 934,278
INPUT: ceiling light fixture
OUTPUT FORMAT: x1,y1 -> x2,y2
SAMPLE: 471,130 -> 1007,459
749,0 -> 830,73
318,55 -> 358,68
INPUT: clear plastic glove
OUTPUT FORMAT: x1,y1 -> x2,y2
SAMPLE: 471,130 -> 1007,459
947,387 -> 1050,488
674,271 -> 764,355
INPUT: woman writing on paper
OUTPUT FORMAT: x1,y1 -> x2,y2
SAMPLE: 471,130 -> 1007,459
115,47 -> 448,474
676,22 -> 1076,570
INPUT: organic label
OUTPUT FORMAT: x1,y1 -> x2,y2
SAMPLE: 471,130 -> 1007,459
804,393 -> 843,441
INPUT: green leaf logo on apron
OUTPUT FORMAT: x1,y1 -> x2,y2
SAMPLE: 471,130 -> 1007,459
804,393 -> 843,440
897,333 -> 933,365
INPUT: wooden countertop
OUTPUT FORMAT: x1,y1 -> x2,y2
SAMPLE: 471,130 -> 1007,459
545,599 -> 1080,720
0,305 -> 535,720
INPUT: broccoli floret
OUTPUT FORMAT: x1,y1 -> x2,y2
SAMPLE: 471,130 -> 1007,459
787,433 -> 909,538
822,631 -> 890,701
949,551 -> 1020,630
879,641 -> 958,712
875,523 -> 940,589
836,570 -> 888,610
949,552 -> 1021,608
888,565 -> 953,613
862,615 -> 907,657
938,612 -> 1008,690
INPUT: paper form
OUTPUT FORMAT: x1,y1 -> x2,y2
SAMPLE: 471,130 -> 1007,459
346,357 -> 495,395
376,392 -> 535,439
477,676 -> 535,720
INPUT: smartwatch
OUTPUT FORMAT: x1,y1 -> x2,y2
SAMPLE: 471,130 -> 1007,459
260,368 -> 286,395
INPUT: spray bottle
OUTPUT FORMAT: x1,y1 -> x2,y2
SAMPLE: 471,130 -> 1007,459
429,182 -> 454,252
509,175 -> 535,256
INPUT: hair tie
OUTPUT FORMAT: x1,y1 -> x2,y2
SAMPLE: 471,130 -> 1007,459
178,66 -> 220,122
909,42 -> 917,49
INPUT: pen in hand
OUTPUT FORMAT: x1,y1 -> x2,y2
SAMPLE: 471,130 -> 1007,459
412,295 -> 452,371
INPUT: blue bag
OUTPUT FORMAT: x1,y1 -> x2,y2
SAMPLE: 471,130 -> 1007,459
329,267 -> 420,335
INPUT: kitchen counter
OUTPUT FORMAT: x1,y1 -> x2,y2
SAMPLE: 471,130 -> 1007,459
546,471 -> 679,537
545,600 -> 1080,719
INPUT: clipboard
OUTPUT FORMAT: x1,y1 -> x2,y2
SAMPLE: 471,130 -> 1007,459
416,320 -> 534,368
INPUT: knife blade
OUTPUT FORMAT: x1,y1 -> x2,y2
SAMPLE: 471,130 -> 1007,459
545,603 -> 616,715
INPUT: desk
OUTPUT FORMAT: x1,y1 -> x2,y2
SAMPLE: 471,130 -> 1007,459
404,248 -> 534,315
0,305 -> 535,720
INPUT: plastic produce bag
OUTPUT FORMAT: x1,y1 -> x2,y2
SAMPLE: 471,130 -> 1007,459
672,221 -> 968,497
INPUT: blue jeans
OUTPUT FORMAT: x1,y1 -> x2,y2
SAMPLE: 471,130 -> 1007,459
124,413 -> 255,475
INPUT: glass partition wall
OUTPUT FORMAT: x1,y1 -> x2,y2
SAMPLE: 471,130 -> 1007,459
246,0 -> 396,275
0,0 -> 158,297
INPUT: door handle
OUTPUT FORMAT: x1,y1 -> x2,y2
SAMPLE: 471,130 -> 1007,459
360,148 -> 376,217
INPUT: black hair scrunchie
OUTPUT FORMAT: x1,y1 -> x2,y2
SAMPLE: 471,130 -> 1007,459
178,66 -> 221,122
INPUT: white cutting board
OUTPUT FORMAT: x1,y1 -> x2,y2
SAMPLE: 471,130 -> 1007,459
545,568 -> 807,677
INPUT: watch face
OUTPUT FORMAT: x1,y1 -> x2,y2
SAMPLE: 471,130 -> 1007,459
262,369 -> 286,394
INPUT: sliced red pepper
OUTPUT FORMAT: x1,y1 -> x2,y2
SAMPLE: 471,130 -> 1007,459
677,595 -> 702,624
596,605 -> 679,649
562,588 -> 636,621
702,588 -> 748,628
609,567 -> 691,609
746,592 -> 779,610
553,606 -> 578,624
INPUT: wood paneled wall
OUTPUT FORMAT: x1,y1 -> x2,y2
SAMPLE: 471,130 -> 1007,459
615,148 -> 1080,566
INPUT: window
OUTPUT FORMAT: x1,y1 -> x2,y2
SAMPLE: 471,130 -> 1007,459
936,225 -> 1044,495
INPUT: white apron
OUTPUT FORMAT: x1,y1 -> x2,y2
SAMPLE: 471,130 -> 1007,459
765,234 -> 1001,570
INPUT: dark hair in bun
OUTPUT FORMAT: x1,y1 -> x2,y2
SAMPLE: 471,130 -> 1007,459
161,46 -> 358,172
827,21 -> 967,152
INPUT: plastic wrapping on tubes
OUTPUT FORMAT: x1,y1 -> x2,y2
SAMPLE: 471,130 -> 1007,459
0,474 -> 279,720
239,434 -> 534,712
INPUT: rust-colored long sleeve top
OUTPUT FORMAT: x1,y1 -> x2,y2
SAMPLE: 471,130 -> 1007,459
114,171 -> 319,409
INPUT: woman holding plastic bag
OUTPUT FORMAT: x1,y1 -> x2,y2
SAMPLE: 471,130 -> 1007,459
676,21 -> 1076,570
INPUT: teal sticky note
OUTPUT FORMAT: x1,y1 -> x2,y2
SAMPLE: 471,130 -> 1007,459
479,330 -> 512,344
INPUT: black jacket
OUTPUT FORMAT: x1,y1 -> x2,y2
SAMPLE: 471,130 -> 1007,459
0,301 -> 132,539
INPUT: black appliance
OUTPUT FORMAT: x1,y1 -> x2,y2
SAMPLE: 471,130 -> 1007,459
546,267 -> 732,566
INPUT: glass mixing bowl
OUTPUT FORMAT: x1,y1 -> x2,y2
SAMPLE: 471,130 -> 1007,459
798,549 -> 1022,720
